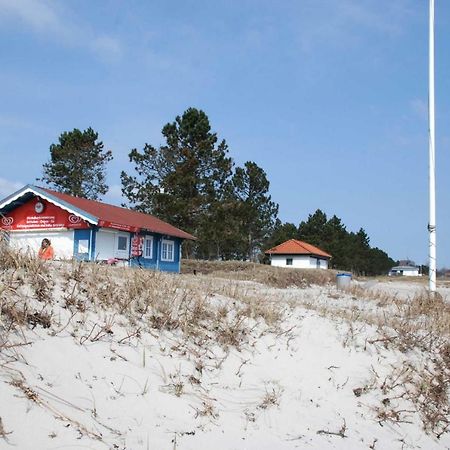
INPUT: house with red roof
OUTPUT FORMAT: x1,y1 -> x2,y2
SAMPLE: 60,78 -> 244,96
265,239 -> 331,269
0,185 -> 195,273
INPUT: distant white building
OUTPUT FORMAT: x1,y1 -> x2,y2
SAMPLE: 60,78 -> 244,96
389,265 -> 421,277
265,239 -> 331,269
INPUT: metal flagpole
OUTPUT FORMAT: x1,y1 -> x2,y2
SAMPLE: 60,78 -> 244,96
428,0 -> 437,293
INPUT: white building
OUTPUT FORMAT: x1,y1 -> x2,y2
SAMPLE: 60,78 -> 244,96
265,239 -> 331,269
389,266 -> 421,277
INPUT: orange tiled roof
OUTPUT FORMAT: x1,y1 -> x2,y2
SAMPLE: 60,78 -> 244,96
265,239 -> 331,258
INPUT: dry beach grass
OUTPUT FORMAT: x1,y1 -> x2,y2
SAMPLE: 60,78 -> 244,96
181,258 -> 337,287
300,283 -> 450,438
0,246 -> 449,448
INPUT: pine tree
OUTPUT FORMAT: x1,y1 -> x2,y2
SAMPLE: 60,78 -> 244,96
294,210 -> 394,274
231,161 -> 279,260
121,108 -> 280,260
39,127 -> 112,200
297,209 -> 328,247
265,220 -> 297,249
260,219 -> 297,263
121,108 -> 233,258
322,215 -> 349,269
366,247 -> 396,275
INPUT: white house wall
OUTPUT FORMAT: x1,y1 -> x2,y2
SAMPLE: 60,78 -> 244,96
397,269 -> 420,276
9,230 -> 74,259
270,255 -> 328,269
95,229 -> 116,260
402,270 -> 420,276
94,229 -> 130,261
316,258 -> 329,269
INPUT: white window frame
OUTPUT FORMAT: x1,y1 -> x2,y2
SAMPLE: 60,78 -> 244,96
161,239 -> 174,262
116,234 -> 129,255
143,236 -> 153,259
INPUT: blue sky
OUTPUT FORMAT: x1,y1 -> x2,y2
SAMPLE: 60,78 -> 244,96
1,0 -> 449,266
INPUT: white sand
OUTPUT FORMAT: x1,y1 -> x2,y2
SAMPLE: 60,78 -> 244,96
0,266 -> 448,449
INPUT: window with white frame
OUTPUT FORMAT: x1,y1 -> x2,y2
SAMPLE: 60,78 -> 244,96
144,236 -> 153,258
161,239 -> 174,261
117,235 -> 129,252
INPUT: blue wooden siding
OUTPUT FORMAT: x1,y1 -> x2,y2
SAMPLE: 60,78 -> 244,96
90,227 -> 97,261
129,233 -> 181,273
72,227 -> 182,273
73,228 -> 95,261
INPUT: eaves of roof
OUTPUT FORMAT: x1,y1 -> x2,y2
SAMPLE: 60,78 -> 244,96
265,239 -> 331,259
0,185 -> 196,241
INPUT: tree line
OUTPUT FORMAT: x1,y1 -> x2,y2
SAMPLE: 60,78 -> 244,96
39,107 -> 395,273
265,210 -> 396,275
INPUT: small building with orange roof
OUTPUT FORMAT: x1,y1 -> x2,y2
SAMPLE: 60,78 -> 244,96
265,239 -> 331,269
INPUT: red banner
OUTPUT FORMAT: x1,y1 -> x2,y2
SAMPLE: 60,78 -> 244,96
131,236 -> 144,256
98,220 -> 140,233
1,198 -> 90,231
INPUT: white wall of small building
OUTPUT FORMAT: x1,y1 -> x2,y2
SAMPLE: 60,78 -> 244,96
95,229 -> 115,260
8,230 -> 74,259
94,229 -> 130,260
316,258 -> 328,269
270,254 -> 329,269
7,228 -> 133,262
390,268 -> 420,276
403,270 -> 420,276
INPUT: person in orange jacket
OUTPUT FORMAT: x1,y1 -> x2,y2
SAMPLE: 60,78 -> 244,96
38,238 -> 54,260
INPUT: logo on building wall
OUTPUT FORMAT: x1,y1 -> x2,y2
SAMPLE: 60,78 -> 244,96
1,217 -> 14,227
3,199 -> 90,231
34,201 -> 45,214
68,214 -> 82,224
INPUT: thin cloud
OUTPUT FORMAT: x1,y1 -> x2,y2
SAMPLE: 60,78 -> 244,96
0,0 -> 123,62
0,115 -> 52,134
0,178 -> 23,199
103,184 -> 125,206
337,0 -> 409,35
91,36 -> 123,63
296,0 -> 415,52
0,0 -> 61,32
410,98 -> 428,121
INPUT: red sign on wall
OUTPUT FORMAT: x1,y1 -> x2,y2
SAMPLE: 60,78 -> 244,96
97,220 -> 140,233
131,236 -> 144,256
1,198 -> 90,231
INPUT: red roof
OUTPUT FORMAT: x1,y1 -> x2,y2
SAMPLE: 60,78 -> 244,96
41,188 -> 196,240
265,239 -> 331,258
